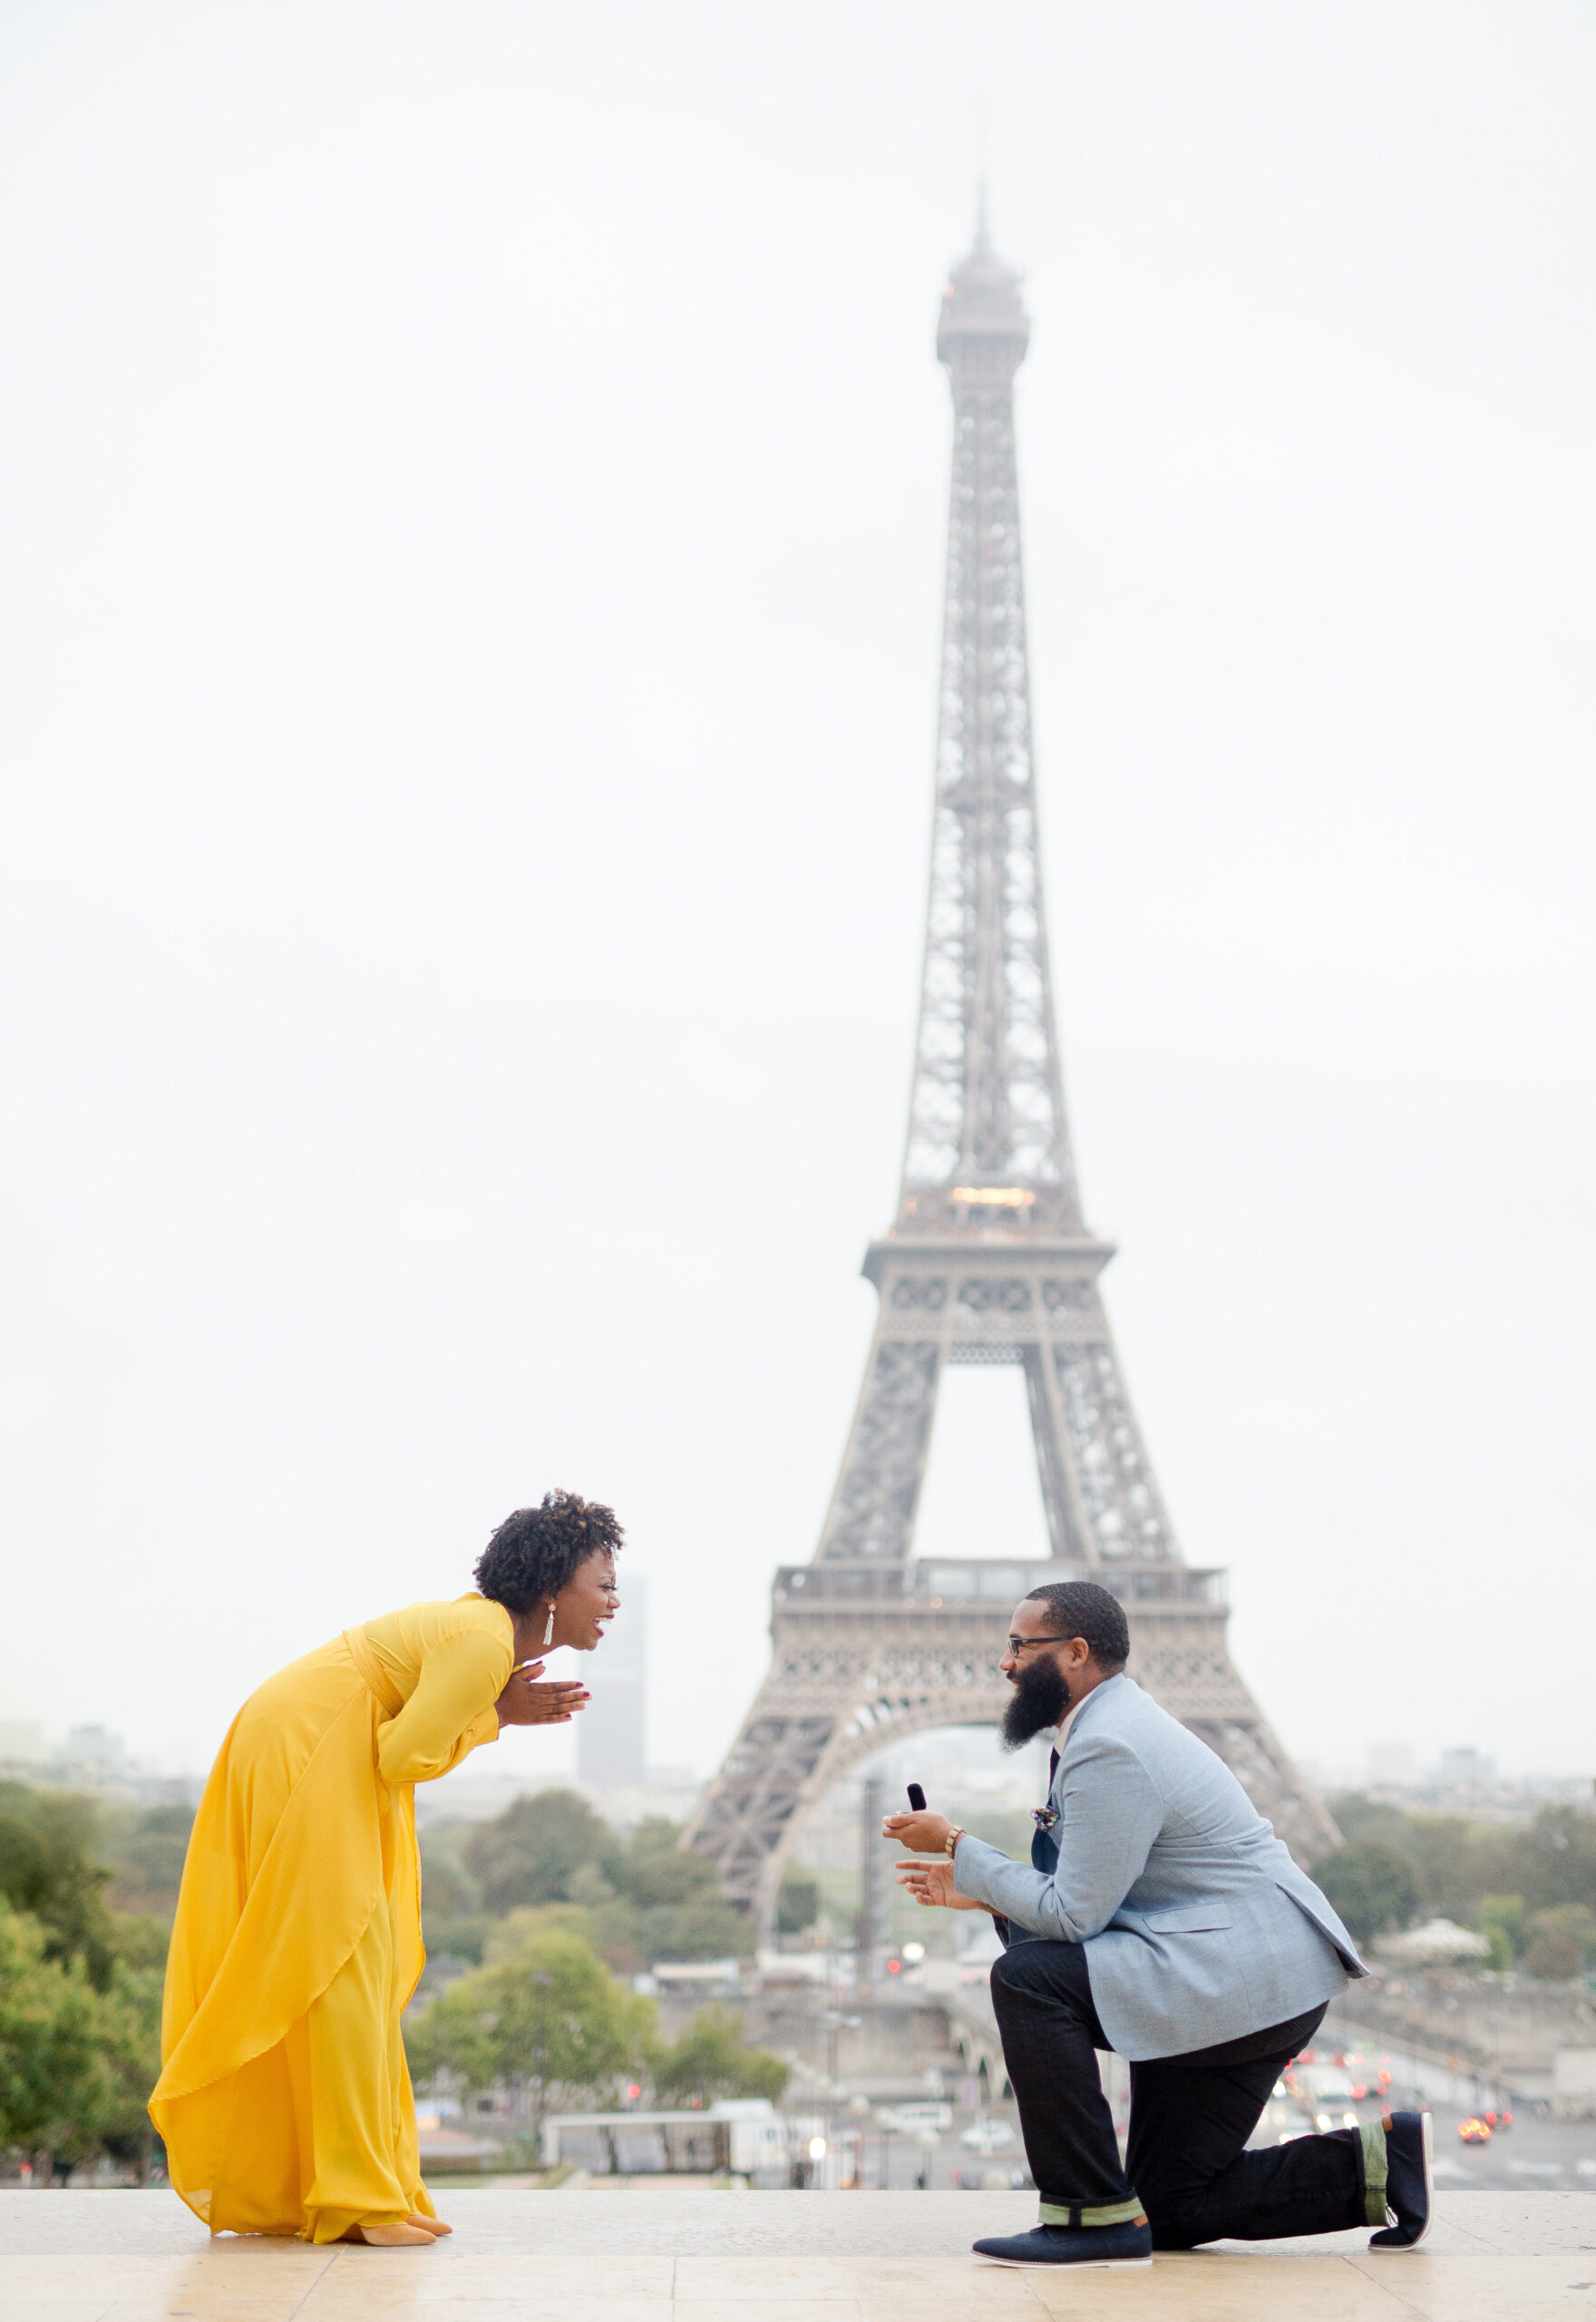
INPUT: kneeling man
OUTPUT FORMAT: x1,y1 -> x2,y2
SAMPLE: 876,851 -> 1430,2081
885,1581 -> 1430,2269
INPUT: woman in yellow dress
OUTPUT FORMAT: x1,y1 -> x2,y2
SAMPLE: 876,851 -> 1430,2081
150,1490 -> 621,2246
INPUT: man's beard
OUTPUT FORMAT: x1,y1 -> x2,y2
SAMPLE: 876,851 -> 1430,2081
1000,1655 -> 1071,1751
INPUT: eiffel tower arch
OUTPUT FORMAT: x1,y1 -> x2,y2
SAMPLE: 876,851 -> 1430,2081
686,219 -> 1338,1933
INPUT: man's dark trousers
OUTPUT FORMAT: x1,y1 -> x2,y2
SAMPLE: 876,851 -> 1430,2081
988,1939 -> 1377,2248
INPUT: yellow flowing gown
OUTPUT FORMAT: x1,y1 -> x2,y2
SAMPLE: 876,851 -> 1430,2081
150,1594 -> 514,2240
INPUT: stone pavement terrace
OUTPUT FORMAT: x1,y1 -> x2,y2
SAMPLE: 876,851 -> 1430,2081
4,2190 -> 1595,2319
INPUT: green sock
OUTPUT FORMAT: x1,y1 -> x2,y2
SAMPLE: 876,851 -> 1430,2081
1036,2196 -> 1146,2229
1359,2121 -> 1389,2227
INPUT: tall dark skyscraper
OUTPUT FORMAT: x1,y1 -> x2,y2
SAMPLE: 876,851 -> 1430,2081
578,1571 -> 647,1791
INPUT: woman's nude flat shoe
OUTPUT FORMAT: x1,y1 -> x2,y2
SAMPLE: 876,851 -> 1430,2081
345,2220 -> 436,2247
406,2214 -> 452,2236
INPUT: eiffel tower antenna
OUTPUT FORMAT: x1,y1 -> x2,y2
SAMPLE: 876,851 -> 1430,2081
686,230 -> 1338,1930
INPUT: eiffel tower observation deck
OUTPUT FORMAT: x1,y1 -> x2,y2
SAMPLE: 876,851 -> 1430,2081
686,220 -> 1338,1930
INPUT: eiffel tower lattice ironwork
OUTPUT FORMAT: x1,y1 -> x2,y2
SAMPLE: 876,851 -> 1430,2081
686,221 -> 1338,1928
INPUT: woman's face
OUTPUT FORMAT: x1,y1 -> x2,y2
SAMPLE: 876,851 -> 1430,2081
559,1548 -> 619,1652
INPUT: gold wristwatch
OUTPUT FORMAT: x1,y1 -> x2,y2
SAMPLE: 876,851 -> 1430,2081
944,1826 -> 966,1859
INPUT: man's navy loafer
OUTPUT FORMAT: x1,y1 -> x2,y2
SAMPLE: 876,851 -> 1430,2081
1369,2110 -> 1433,2249
973,2220 -> 1153,2268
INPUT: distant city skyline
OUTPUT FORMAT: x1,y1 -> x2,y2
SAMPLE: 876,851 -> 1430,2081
6,1700 -> 1590,1800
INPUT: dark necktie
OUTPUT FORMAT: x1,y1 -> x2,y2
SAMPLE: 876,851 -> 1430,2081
1030,1746 -> 1061,1874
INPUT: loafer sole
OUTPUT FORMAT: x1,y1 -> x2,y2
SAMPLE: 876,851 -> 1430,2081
976,2254 -> 1153,2269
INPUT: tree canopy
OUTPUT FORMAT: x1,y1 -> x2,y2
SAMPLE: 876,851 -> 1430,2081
0,1864 -> 165,2178
1311,1838 -> 1418,1944
429,1794 -> 746,1970
0,1784 -> 118,1989
404,1926 -> 655,2131
651,2005 -> 789,2105
405,1927 -> 788,2130
1320,1795 -> 1596,1973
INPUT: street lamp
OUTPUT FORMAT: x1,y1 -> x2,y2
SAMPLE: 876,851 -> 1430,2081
821,2009 -> 861,2183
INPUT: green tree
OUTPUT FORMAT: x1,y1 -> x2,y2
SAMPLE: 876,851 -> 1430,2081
1326,1795 -> 1414,1847
98,1803 -> 195,1912
89,1956 -> 165,2181
443,1799 -> 752,1969
616,1820 -> 715,1907
776,1871 -> 819,1937
405,1927 -> 654,2136
481,1890 -> 643,1978
0,1901 -> 112,2172
1392,1819 -> 1480,1925
1474,1894 -> 1527,1972
421,1917 -> 495,1966
1323,1796 -> 1596,1937
419,1848 -> 477,1920
1312,1839 -> 1418,1944
650,2005 -> 789,2105
1524,1902 -> 1596,1981
0,1796 -> 170,2183
1515,1810 -> 1596,1915
483,1904 -> 598,1960
462,1790 -> 618,1914
637,1897 -> 748,1965
611,1820 -> 747,1963
0,1900 -> 161,2179
1326,1798 -> 1487,1924
418,1818 -> 491,1965
0,1785 -> 117,1988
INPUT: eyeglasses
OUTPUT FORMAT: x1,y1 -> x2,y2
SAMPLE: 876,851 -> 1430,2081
1004,1634 -> 1071,1656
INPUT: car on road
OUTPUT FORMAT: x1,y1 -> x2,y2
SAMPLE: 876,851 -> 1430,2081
1458,2117 -> 1493,2145
879,2102 -> 953,2135
1295,2065 -> 1357,2105
959,2121 -> 1017,2154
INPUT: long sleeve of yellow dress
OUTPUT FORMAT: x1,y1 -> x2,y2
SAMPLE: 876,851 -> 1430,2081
151,1595 -> 516,2244
375,1628 -> 505,1783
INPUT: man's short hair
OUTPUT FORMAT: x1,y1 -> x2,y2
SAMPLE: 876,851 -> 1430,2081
1023,1579 -> 1130,1670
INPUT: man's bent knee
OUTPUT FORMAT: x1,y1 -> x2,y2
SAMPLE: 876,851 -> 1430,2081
988,1943 -> 1030,1998
988,1937 -> 1091,2006
989,1939 -> 1056,1999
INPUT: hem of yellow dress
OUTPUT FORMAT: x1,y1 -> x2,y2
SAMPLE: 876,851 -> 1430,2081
165,2194 -> 428,2243
162,2179 -> 212,2234
307,2207 -> 414,2244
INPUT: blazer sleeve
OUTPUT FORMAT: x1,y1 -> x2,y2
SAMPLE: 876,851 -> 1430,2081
951,1731 -> 1165,1941
375,1625 -> 511,1784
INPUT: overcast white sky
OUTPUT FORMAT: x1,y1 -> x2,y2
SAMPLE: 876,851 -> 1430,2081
2,2 -> 1592,1791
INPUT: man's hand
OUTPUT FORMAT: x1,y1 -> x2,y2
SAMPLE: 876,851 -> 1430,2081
495,1663 -> 590,1727
896,1859 -> 988,1912
881,1809 -> 955,1855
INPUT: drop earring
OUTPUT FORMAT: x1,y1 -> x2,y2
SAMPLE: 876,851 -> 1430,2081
543,1603 -> 556,1648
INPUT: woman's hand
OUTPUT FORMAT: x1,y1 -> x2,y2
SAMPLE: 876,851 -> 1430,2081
896,1859 -> 988,1911
881,1809 -> 954,1856
494,1663 -> 590,1728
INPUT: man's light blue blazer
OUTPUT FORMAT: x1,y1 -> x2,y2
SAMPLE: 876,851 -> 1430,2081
951,1673 -> 1365,2062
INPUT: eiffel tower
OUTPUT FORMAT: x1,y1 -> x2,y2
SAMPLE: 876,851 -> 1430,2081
686,219 -> 1338,1930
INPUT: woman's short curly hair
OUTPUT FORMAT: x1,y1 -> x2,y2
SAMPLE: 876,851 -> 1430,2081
473,1490 -> 623,1615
